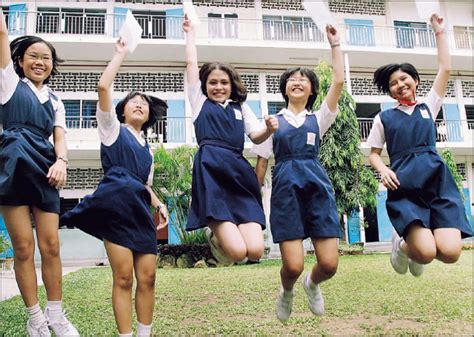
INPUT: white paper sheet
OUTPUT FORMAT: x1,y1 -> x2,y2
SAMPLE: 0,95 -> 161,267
302,0 -> 335,34
183,0 -> 201,26
119,10 -> 143,54
415,1 -> 440,23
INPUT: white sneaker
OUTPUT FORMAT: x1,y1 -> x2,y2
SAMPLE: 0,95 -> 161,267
390,231 -> 408,274
204,227 -> 233,266
27,318 -> 51,337
276,287 -> 294,322
302,273 -> 324,316
408,258 -> 425,277
44,308 -> 79,336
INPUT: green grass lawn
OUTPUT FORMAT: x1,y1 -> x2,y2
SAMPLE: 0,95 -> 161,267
1,252 -> 472,336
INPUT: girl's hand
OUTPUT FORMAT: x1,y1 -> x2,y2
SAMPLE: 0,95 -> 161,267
47,159 -> 67,188
183,13 -> 193,33
326,24 -> 340,47
115,38 -> 128,55
430,14 -> 445,33
156,204 -> 169,230
380,168 -> 400,191
264,115 -> 279,133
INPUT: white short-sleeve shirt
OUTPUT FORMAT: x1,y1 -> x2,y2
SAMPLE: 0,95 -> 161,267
96,104 -> 154,186
187,81 -> 262,136
251,100 -> 338,159
0,61 -> 67,131
366,89 -> 443,149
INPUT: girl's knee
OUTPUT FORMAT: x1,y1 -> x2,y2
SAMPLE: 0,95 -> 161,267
436,245 -> 462,264
13,240 -> 34,262
247,243 -> 264,261
137,271 -> 156,289
114,272 -> 134,290
410,248 -> 436,264
38,239 -> 60,258
224,245 -> 247,262
318,260 -> 338,278
282,263 -> 304,279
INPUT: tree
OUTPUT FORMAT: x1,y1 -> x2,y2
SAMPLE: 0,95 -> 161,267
441,148 -> 464,199
314,61 -> 379,226
152,144 -> 207,244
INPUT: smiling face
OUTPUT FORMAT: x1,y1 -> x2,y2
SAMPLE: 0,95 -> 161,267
388,70 -> 418,102
123,94 -> 150,127
285,71 -> 312,104
205,69 -> 232,103
19,42 -> 53,89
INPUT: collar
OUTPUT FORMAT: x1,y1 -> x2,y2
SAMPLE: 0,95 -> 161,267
217,99 -> 233,108
277,108 -> 311,117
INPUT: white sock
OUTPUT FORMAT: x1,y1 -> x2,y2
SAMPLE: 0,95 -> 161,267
46,300 -> 63,321
306,273 -> 318,290
118,333 -> 133,337
281,286 -> 293,297
26,303 -> 45,326
137,321 -> 152,336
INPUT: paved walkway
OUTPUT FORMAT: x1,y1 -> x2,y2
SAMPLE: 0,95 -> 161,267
0,265 -> 84,302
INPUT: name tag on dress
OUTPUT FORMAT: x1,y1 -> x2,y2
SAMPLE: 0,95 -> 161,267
307,132 -> 316,145
420,108 -> 430,119
234,109 -> 242,120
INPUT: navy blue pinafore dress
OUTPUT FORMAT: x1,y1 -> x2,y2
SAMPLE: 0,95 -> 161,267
380,104 -> 472,238
186,99 -> 265,231
270,114 -> 341,243
61,126 -> 157,254
0,81 -> 60,213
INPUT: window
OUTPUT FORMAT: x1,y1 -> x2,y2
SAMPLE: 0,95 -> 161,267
355,103 -> 380,118
133,10 -> 167,39
394,21 -> 435,49
344,19 -> 375,46
208,13 -> 239,39
454,26 -> 474,50
465,105 -> 474,130
263,15 -> 323,42
267,102 -> 286,115
63,100 -> 97,128
36,7 -> 106,35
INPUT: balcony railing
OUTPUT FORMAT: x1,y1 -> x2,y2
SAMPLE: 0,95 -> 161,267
2,9 -> 472,51
65,115 -> 474,145
358,118 -> 474,143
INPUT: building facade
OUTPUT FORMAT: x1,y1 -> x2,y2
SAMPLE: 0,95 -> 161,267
1,0 -> 473,259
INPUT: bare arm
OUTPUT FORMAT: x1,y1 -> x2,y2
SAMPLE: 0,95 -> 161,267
145,185 -> 169,230
0,8 -> 11,69
47,126 -> 68,188
183,14 -> 199,86
430,13 -> 451,98
368,147 -> 399,191
249,115 -> 279,144
255,156 -> 269,187
324,25 -> 344,113
97,39 -> 128,113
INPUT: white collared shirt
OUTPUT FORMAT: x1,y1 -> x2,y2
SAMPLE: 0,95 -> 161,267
96,104 -> 154,186
366,88 -> 443,149
0,61 -> 67,131
250,100 -> 338,159
187,81 -> 262,135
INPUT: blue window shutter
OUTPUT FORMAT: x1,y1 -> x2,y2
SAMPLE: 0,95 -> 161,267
376,191 -> 392,241
344,19 -> 375,46
113,7 -> 128,38
347,210 -> 361,244
463,188 -> 474,230
8,3 -> 26,36
166,8 -> 184,39
166,100 -> 185,142
247,100 -> 262,119
381,102 -> 394,111
443,103 -> 462,142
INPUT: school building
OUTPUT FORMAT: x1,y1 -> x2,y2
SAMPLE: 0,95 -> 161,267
0,0 -> 472,260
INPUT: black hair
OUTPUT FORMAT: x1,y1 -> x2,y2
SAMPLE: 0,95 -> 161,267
279,67 -> 319,111
199,62 -> 247,103
10,35 -> 62,84
115,91 -> 167,132
373,63 -> 420,94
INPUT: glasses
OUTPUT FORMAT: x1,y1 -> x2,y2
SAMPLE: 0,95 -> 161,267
129,99 -> 149,107
287,77 -> 309,84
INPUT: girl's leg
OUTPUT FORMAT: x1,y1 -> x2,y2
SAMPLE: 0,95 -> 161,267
3,206 -> 39,307
209,220 -> 247,262
275,239 -> 304,322
32,206 -> 61,301
433,228 -> 462,263
238,222 -> 264,261
104,240 -> 134,334
310,237 -> 339,284
133,252 -> 156,333
403,223 -> 437,264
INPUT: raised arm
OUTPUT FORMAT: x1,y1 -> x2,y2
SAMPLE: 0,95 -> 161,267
183,14 -> 199,86
324,25 -> 344,112
97,39 -> 128,113
0,8 -> 12,69
430,13 -> 451,98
